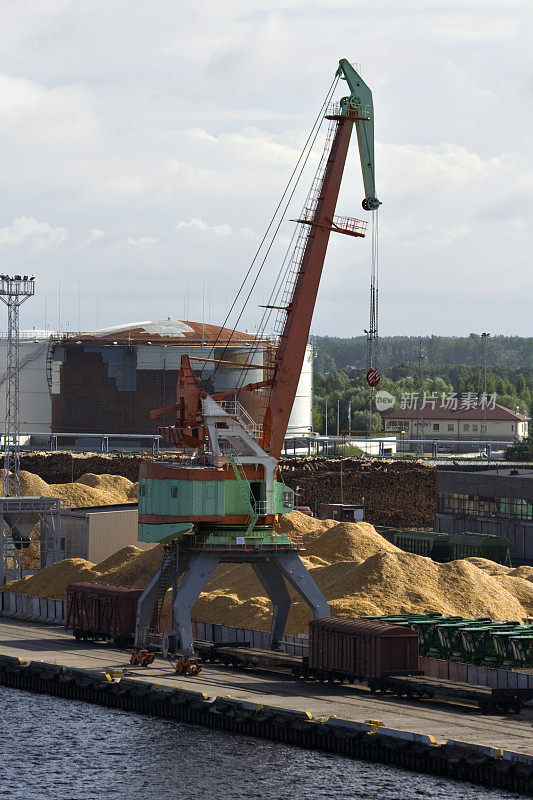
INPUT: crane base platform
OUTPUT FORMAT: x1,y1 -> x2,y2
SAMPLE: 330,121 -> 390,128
135,543 -> 329,657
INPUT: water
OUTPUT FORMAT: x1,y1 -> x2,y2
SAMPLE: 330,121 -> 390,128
1,687 -> 523,800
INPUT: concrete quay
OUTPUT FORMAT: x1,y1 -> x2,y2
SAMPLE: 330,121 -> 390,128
1,617 -> 532,756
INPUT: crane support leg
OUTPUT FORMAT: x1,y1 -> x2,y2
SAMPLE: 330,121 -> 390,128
173,552 -> 220,655
274,553 -> 330,619
252,561 -> 292,650
134,547 -> 182,648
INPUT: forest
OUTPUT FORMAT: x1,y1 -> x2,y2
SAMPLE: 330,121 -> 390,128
312,334 -> 533,437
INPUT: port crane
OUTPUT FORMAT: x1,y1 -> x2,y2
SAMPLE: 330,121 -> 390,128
134,58 -> 379,659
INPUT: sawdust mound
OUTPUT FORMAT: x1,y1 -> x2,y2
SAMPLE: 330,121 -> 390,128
509,565 -> 533,583
305,521 -> 400,564
193,550 -> 533,634
76,473 -> 135,502
6,494 -> 533,636
3,543 -> 166,599
465,557 -> 512,576
275,510 -> 333,542
491,576 -> 533,615
104,544 -> 165,588
92,545 -> 143,574
49,482 -> 120,507
15,469 -> 137,509
18,470 -> 54,497
2,558 -> 99,598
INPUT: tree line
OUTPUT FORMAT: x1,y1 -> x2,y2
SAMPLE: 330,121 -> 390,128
314,333 -> 533,373
312,335 -> 533,437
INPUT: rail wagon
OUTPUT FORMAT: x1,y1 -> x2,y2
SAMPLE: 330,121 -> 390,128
66,583 -> 143,647
376,527 -> 511,565
306,617 -> 420,683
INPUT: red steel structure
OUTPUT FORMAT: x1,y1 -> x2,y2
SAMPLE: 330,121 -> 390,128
133,59 -> 380,657
263,106 -> 364,460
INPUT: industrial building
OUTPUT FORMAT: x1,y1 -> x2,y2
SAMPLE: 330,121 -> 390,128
383,404 -> 529,450
0,320 -> 313,440
53,503 -> 146,563
436,466 -> 533,563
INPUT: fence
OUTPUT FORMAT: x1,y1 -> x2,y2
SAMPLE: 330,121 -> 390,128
192,620 -> 309,656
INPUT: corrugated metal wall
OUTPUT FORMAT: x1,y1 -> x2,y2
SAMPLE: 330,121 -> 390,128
87,508 -> 147,563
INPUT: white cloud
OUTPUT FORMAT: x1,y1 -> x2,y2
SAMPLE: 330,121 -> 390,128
0,0 -> 529,335
186,127 -> 217,144
124,236 -> 158,246
0,217 -> 67,249
176,218 -> 232,237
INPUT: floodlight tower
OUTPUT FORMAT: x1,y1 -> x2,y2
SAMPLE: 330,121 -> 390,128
0,274 -> 34,582
0,274 -> 35,496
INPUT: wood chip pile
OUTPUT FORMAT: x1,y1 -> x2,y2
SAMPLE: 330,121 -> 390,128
2,470 -> 139,570
6,511 -> 533,637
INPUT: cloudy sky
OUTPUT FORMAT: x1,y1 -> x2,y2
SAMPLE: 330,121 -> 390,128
1,0 -> 531,337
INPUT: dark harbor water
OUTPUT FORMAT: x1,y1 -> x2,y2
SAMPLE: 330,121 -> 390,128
1,687 -> 523,800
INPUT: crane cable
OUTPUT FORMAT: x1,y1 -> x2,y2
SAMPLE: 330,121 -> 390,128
220,82 -> 342,392
201,74 -> 340,381
369,207 -> 379,367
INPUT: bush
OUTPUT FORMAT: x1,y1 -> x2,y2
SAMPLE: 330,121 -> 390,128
504,437 -> 533,462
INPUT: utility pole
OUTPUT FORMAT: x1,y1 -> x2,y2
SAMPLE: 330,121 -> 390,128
482,332 -> 490,438
336,398 -> 340,436
325,398 -> 328,437
364,206 -> 380,436
415,340 -> 426,457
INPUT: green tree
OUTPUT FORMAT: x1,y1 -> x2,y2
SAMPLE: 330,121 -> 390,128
504,437 -> 533,462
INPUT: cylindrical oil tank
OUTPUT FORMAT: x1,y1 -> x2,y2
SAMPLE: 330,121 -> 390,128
0,330 -> 55,435
286,343 -> 313,437
308,616 -> 420,680
51,320 -> 268,435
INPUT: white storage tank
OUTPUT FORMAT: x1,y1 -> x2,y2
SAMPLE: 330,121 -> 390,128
0,321 -> 313,442
0,330 -> 55,435
286,343 -> 313,437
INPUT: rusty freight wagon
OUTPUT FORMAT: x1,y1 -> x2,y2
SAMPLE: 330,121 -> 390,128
306,617 -> 420,684
66,583 -> 143,647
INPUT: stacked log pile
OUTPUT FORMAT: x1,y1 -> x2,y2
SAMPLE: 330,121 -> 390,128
278,458 -> 436,528
19,453 -> 436,528
19,452 -> 185,483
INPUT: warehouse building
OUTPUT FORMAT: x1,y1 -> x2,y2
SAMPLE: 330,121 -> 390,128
53,503 -> 147,563
436,466 -> 533,563
383,404 -> 529,451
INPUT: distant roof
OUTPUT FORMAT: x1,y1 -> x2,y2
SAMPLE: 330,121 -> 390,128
61,502 -> 138,515
383,403 -> 530,422
64,319 -> 261,346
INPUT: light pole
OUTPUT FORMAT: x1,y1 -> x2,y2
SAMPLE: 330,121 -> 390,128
482,332 -> 490,437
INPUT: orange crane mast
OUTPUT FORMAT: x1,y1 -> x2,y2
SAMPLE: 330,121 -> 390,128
133,58 -> 379,659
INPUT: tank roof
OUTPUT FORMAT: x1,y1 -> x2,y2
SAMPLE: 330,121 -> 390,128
64,319 -> 262,346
